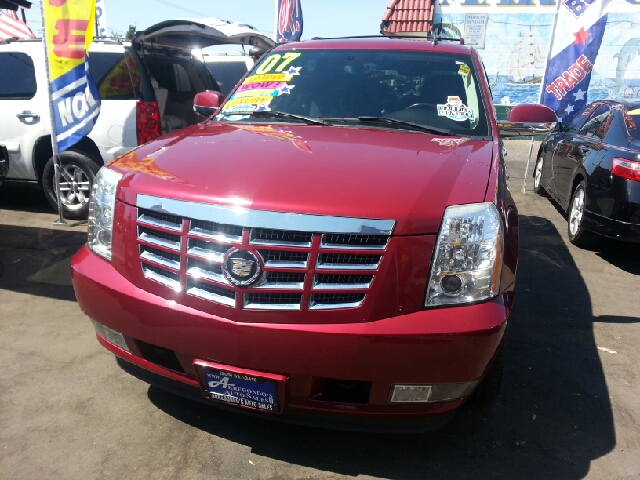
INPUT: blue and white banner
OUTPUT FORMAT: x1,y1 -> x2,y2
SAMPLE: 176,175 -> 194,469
95,0 -> 109,38
276,0 -> 302,43
44,0 -> 101,153
539,0 -> 609,121
51,60 -> 101,152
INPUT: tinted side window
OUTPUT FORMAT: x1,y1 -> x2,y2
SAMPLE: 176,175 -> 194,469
173,64 -> 192,93
0,52 -> 36,99
579,104 -> 612,139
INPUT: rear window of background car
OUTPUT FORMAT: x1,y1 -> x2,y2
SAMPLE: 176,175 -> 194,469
0,52 -> 36,99
88,51 -> 150,101
206,61 -> 249,97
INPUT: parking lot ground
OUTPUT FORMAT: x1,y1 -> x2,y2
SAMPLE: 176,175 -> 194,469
1,140 -> 639,480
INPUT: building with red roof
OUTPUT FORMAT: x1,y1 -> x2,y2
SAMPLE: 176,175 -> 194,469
380,0 -> 435,36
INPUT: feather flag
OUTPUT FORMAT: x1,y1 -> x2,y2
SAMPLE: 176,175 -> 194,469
276,0 -> 302,43
43,0 -> 100,152
539,0 -> 609,121
0,9 -> 35,40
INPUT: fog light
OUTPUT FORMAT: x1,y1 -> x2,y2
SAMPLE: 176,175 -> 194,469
91,319 -> 129,352
389,380 -> 479,404
389,385 -> 432,403
441,274 -> 463,295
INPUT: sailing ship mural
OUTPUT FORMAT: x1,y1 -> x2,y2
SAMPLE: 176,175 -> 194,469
439,0 -> 640,107
506,30 -> 545,86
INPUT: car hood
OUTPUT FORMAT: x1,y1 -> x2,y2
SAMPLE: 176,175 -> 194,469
133,18 -> 275,52
114,123 -> 495,235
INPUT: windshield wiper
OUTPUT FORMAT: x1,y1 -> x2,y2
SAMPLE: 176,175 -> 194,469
356,116 -> 453,136
248,110 -> 329,125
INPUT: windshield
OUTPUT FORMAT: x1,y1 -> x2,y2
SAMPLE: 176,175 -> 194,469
217,49 -> 490,137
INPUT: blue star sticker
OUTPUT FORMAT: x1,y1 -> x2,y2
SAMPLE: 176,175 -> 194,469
285,66 -> 301,76
256,104 -> 271,112
277,85 -> 294,95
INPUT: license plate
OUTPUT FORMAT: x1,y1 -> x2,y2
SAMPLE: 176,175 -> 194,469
194,360 -> 283,413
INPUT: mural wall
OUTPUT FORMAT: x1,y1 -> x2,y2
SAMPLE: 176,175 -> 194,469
439,0 -> 640,105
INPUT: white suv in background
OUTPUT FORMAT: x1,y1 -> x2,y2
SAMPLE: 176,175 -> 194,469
0,19 -> 273,219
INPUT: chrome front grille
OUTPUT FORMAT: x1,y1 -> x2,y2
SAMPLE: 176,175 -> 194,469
187,279 -> 236,307
321,233 -> 389,249
309,293 -> 367,310
316,253 -> 382,270
136,195 -> 395,312
250,228 -> 313,247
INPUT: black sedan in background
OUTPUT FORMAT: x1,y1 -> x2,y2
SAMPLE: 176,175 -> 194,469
534,99 -> 640,246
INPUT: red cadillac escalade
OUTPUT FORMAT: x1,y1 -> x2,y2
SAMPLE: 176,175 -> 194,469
71,37 -> 556,431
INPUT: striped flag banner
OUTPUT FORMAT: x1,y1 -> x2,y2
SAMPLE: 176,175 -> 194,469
276,0 -> 303,43
43,0 -> 100,153
539,0 -> 609,121
0,9 -> 35,40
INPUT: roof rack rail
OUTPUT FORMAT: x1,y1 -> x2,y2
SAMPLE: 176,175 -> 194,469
92,37 -> 124,44
303,34 -> 464,45
0,37 -> 41,44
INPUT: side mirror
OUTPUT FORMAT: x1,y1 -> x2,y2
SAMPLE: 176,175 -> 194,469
498,104 -> 558,138
194,90 -> 224,118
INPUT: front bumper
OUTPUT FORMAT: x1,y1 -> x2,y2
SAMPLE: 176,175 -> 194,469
72,246 -> 511,429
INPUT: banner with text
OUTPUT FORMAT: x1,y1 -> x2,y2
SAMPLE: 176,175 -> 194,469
539,0 -> 609,120
276,0 -> 303,43
44,0 -> 100,152
95,0 -> 108,38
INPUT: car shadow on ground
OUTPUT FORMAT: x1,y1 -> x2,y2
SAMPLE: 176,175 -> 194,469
0,185 -> 52,213
142,214 -> 638,479
593,241 -> 640,275
0,224 -> 84,302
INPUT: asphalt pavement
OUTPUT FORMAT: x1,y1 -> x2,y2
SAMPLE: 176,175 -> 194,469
1,140 -> 639,480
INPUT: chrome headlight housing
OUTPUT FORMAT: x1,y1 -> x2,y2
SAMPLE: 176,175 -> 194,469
425,202 -> 503,307
88,167 -> 122,261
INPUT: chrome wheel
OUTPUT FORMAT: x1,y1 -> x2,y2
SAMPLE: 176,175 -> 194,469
57,164 -> 91,211
569,187 -> 585,236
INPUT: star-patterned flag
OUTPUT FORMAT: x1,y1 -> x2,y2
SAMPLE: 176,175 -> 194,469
276,0 -> 302,43
539,0 -> 609,121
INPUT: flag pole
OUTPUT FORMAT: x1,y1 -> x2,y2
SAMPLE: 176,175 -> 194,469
39,0 -> 67,225
522,0 -> 561,195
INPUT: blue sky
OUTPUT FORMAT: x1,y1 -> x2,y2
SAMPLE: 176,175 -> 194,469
23,0 -> 395,42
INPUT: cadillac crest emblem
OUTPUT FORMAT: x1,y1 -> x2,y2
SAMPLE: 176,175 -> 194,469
222,249 -> 262,286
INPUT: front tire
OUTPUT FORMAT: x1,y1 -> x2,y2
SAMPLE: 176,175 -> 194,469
567,180 -> 596,247
533,153 -> 545,195
42,151 -> 100,220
